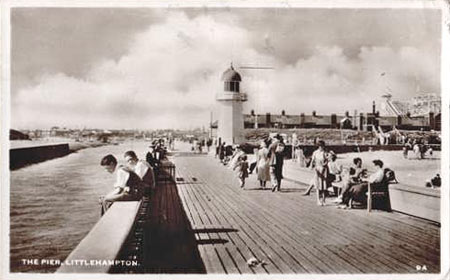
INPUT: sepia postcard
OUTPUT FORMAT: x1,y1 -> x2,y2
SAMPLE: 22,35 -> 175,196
1,1 -> 449,280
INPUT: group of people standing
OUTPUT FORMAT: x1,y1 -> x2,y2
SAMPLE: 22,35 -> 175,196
220,135 -> 286,192
253,137 -> 286,192
215,135 -> 395,210
403,138 -> 433,160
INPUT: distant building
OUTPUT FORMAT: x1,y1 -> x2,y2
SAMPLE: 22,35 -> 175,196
241,103 -> 439,132
10,129 -> 30,140
379,93 -> 441,131
244,110 -> 357,130
212,84 -> 440,136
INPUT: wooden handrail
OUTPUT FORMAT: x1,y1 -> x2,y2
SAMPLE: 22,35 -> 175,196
57,201 -> 142,273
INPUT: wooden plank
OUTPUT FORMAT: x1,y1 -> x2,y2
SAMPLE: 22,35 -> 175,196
270,195 -> 417,272
186,181 -> 241,274
218,178 -> 414,272
181,177 -> 230,274
186,174 -> 260,273
189,187 -> 255,274
185,166 -> 301,274
180,157 -> 369,273
281,193 -> 439,272
175,170 -> 215,272
270,165 -> 440,272
176,177 -> 226,274
191,185 -> 268,274
350,209 -> 440,250
194,165 -> 366,273
232,170 -> 436,272
172,154 -> 440,274
278,194 -> 429,271
177,167 -> 267,274
188,165 -> 348,274
177,184 -> 220,273
184,183 -> 227,273
212,182 -> 361,273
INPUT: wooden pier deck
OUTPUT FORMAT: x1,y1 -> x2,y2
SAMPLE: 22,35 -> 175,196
170,151 -> 440,274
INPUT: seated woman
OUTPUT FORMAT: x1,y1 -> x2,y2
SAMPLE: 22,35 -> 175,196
334,157 -> 366,204
99,154 -> 144,215
326,151 -> 342,195
339,160 -> 385,209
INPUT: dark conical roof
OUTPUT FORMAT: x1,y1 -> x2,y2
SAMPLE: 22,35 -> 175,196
221,63 -> 242,82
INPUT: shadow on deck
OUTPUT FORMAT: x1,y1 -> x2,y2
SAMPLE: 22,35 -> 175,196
142,179 -> 206,273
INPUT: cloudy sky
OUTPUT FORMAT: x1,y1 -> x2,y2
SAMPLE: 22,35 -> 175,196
11,8 -> 441,129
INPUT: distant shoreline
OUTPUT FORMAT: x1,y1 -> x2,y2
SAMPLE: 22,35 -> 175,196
68,141 -> 110,153
9,140 -> 110,170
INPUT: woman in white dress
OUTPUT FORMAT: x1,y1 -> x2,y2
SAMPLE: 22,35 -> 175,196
295,145 -> 306,167
256,141 -> 271,189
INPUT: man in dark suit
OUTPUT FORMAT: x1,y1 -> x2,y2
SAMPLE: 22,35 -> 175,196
270,136 -> 285,192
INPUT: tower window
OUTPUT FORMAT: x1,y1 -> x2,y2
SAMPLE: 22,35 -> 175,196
224,81 -> 240,92
234,82 -> 239,92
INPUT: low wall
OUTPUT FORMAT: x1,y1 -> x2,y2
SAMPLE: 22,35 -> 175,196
57,201 -> 141,273
389,184 -> 440,223
243,143 -> 441,159
10,143 -> 70,170
293,144 -> 408,158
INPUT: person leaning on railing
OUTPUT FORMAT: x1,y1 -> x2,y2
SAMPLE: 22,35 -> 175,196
99,154 -> 145,215
146,145 -> 159,168
124,150 -> 156,195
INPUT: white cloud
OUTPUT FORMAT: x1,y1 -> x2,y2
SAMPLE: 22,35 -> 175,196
243,45 -> 439,116
12,11 -> 439,129
14,12 -> 255,129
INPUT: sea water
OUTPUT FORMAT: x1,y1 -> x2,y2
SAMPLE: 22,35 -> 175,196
9,140 -> 152,272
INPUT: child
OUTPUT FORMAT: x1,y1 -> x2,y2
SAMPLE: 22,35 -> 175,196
234,155 -> 249,188
99,154 -> 144,215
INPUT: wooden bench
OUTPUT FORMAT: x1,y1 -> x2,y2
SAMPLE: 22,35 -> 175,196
367,182 -> 391,212
330,180 -> 391,212
158,160 -> 176,182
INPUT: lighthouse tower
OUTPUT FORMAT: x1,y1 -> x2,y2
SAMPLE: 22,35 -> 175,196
216,64 -> 247,145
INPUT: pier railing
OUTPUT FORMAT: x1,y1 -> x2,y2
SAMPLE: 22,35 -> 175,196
57,159 -> 177,273
56,201 -> 142,273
